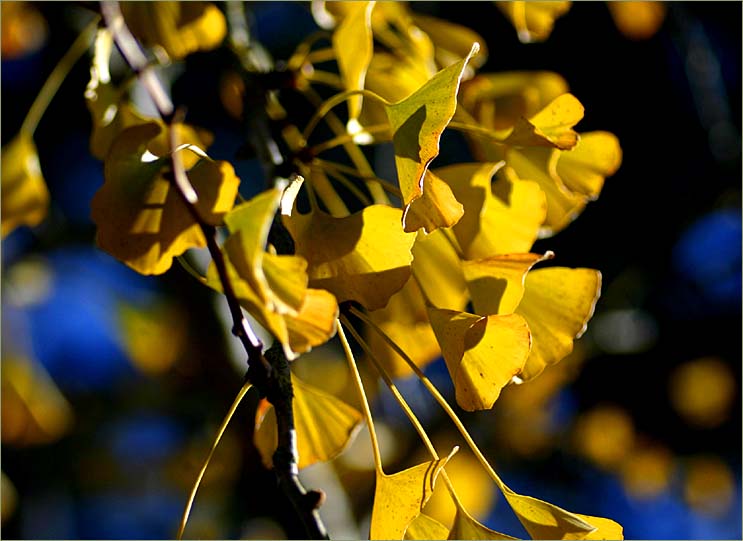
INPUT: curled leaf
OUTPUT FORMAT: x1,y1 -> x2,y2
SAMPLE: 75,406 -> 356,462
565,514 -> 624,540
404,170 -> 464,233
428,308 -> 531,411
516,268 -> 602,381
437,162 -> 547,258
385,43 -> 479,225
284,205 -> 417,310
91,123 -> 238,275
555,131 -> 622,199
1,134 -> 49,238
463,252 -> 553,315
504,93 -> 584,150
121,1 -> 226,60
254,373 -> 363,470
370,450 -> 455,540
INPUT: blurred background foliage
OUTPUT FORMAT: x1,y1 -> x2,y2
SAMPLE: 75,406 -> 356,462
1,1 -> 741,539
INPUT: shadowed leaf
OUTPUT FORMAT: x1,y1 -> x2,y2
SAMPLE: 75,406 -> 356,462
404,170 -> 465,233
505,93 -> 584,150
1,135 -> 49,238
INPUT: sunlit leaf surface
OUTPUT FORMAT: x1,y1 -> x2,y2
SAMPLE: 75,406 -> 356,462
516,268 -> 601,381
370,454 -> 453,540
254,373 -> 363,470
91,122 -> 239,275
1,134 -> 49,238
385,44 -> 479,224
505,94 -> 584,150
428,308 -> 531,411
555,131 -> 622,199
411,229 -> 469,313
404,170 -> 464,233
450,507 -> 517,540
284,205 -> 416,310
404,513 -> 449,540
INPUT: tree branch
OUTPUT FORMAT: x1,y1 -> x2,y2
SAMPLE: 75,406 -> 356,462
99,2 -> 328,537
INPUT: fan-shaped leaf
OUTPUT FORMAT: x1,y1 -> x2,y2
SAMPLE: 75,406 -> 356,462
404,170 -> 464,233
516,268 -> 601,381
450,507 -> 517,540
505,93 -> 583,150
284,205 -> 416,310
555,131 -> 622,199
411,229 -> 469,312
254,373 -> 363,470
428,308 -> 531,411
1,134 -> 49,238
385,43 -> 479,225
405,513 -> 449,540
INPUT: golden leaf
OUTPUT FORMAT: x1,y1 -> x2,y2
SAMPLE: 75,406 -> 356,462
555,131 -> 622,199
496,1 -> 571,43
370,452 -> 454,540
284,205 -> 416,310
428,308 -> 531,411
565,514 -> 624,540
516,268 -> 601,381
385,43 -> 479,224
404,170 -> 464,233
1,134 -> 49,238
91,123 -> 238,275
254,373 -> 363,470
411,229 -> 469,313
504,93 -> 584,150
121,1 -> 226,61
405,513 -> 449,540
450,507 -> 517,540
411,13 -> 488,72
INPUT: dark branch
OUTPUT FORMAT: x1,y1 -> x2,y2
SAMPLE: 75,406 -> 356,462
100,3 -> 328,538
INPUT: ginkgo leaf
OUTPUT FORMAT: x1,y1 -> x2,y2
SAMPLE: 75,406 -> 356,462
1,134 -> 49,238
565,514 -> 624,540
516,268 -> 601,381
91,122 -> 239,275
365,278 -> 441,378
411,13 -> 488,72
254,373 -> 363,470
437,162 -> 546,258
404,170 -> 465,233
213,190 -> 339,358
504,93 -> 584,150
450,507 -> 517,540
501,485 -> 597,540
411,229 -> 469,313
370,451 -> 454,540
495,1 -> 571,43
428,308 -> 531,411
283,205 -> 417,310
121,1 -> 226,61
333,1 -> 375,125
555,131 -> 622,199
404,513 -> 450,540
460,71 -> 569,131
463,252 -> 553,315
504,146 -> 586,234
385,43 -> 479,224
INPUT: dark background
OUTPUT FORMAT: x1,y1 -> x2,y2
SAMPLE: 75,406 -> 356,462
2,2 -> 741,539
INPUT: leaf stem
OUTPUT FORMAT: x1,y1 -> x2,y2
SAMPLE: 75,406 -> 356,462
177,381 -> 253,540
446,120 -> 508,146
336,320 -> 384,475
302,89 -> 390,141
310,123 -> 390,155
20,16 -> 100,136
349,306 -> 508,492
175,255 -> 208,285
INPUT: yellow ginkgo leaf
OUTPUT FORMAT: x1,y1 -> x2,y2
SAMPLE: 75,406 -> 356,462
411,229 -> 469,313
496,1 -> 571,43
404,513 -> 450,540
516,268 -> 601,381
404,170 -> 464,233
411,13 -> 488,72
214,190 -> 339,358
1,355 -> 73,446
370,452 -> 454,540
460,71 -> 569,131
504,146 -> 586,235
91,123 -> 239,275
501,485 -> 597,540
428,308 -> 531,411
284,205 -> 417,310
437,162 -> 546,258
254,373 -> 363,470
1,134 -> 49,238
450,507 -> 517,540
565,514 -> 624,540
385,43 -> 479,223
121,1 -> 226,61
505,93 -> 584,150
333,1 -> 375,125
463,252 -> 553,315
555,131 -> 622,200
365,278 -> 441,378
